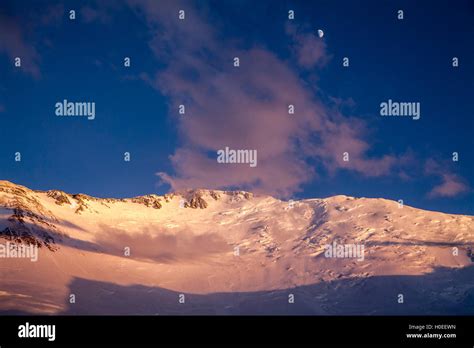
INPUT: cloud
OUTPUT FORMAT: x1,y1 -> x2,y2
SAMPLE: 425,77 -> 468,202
80,2 -> 120,24
286,23 -> 329,69
0,3 -> 67,78
429,174 -> 469,198
0,13 -> 41,78
40,3 -> 64,25
128,0 -> 410,198
425,159 -> 469,198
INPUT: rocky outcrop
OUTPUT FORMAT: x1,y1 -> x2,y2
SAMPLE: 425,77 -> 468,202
1,208 -> 60,251
184,195 -> 208,209
0,226 -> 58,251
131,195 -> 162,209
209,190 -> 220,200
47,190 -> 71,205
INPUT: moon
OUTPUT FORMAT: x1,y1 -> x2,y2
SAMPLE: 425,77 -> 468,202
317,29 -> 324,38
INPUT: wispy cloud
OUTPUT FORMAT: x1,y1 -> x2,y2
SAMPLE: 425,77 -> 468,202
429,174 -> 469,198
425,159 -> 469,198
0,13 -> 41,78
286,23 -> 329,69
0,3 -> 67,79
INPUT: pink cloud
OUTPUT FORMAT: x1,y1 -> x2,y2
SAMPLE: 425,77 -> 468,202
0,13 -> 41,78
128,1 -> 425,197
286,24 -> 329,69
425,159 -> 469,198
429,174 -> 469,198
152,46 -> 322,197
0,4 -> 71,78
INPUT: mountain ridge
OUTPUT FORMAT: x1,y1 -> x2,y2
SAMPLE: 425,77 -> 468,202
0,179 -> 473,314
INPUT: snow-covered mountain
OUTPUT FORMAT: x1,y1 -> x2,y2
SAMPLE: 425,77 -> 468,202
0,180 -> 473,315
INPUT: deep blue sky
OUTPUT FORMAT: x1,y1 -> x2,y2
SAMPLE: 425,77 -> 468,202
0,0 -> 473,214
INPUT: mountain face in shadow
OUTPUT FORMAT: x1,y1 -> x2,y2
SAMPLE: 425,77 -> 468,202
0,180 -> 473,315
4,264 -> 474,315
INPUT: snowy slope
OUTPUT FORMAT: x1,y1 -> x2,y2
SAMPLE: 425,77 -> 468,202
0,180 -> 473,315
